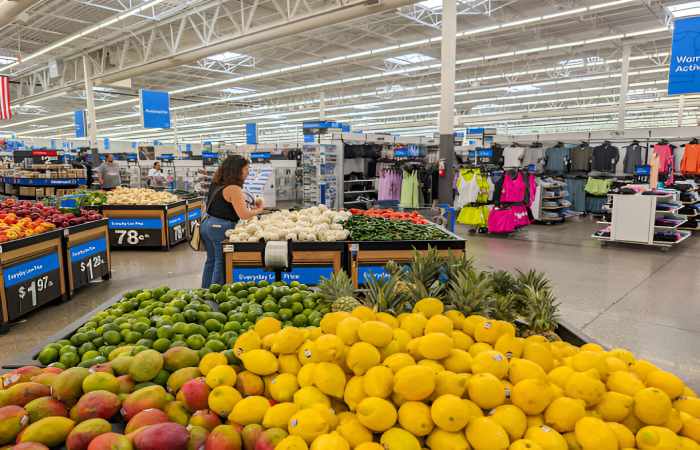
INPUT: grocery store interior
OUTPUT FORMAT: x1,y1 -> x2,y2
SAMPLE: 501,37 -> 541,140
1,0 -> 700,448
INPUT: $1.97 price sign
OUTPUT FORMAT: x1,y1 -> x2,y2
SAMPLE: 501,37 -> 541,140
168,213 -> 186,245
108,218 -> 162,247
70,237 -> 109,290
3,252 -> 62,321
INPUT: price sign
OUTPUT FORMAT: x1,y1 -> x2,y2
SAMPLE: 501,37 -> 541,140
108,218 -> 162,247
187,208 -> 202,235
232,267 -> 276,283
167,213 -> 186,245
3,253 -> 62,321
70,237 -> 109,290
281,266 -> 334,286
358,264 -> 409,286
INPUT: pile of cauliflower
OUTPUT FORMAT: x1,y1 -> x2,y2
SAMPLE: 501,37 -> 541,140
225,205 -> 351,242
106,187 -> 180,205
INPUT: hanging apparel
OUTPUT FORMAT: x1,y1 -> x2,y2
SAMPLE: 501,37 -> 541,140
499,171 -> 527,203
544,145 -> 571,173
491,145 -> 505,166
487,207 -> 516,234
674,145 -> 685,173
616,146 -> 627,175
457,205 -> 491,228
652,144 -> 674,185
569,144 -> 593,173
455,169 -> 480,208
399,170 -> 421,208
512,205 -> 530,228
585,196 -> 608,214
522,146 -> 546,172
378,169 -> 401,201
623,143 -> 644,174
503,146 -> 525,168
591,143 -> 620,172
584,177 -> 612,196
681,143 -> 700,175
565,177 -> 587,212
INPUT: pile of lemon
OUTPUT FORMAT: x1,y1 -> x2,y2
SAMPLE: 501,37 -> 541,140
207,297 -> 700,450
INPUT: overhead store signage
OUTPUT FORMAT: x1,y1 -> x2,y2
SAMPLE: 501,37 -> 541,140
669,16 -> 700,95
250,152 -> 270,161
74,110 -> 87,138
103,137 -> 110,150
140,89 -> 171,129
246,123 -> 258,145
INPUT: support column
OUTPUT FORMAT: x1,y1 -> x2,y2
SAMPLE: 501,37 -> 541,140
678,95 -> 686,127
617,44 -> 631,133
82,55 -> 98,163
438,0 -> 457,204
319,92 -> 326,120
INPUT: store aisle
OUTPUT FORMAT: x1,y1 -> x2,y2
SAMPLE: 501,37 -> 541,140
1,222 -> 698,388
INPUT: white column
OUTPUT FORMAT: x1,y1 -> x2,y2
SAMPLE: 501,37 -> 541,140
678,95 -> 686,127
617,44 -> 631,133
438,0 -> 457,204
319,92 -> 326,120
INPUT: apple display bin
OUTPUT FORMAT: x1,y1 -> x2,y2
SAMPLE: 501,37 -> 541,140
103,201 -> 188,250
62,218 -> 112,297
223,241 -> 345,286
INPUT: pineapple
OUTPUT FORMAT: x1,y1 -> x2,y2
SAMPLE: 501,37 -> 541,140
401,247 -> 447,301
520,285 -> 561,341
444,267 -> 494,316
489,270 -> 518,296
363,272 -> 408,315
491,293 -> 518,323
318,270 -> 361,312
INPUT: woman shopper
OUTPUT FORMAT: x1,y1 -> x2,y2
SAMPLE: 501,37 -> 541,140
148,161 -> 166,188
201,155 -> 263,288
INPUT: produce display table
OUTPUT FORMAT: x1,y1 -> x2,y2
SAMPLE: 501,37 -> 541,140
0,230 -> 67,332
62,219 -> 111,296
223,241 -> 345,285
185,197 -> 204,238
103,200 -> 188,250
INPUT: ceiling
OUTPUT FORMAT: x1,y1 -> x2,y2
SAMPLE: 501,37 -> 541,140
0,0 -> 694,145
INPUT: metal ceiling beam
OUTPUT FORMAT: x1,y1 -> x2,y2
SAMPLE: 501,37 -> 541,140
0,0 -> 39,29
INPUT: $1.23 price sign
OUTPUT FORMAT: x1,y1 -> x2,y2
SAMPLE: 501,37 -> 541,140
3,252 -> 62,321
70,237 -> 109,290
108,218 -> 162,247
168,213 -> 186,245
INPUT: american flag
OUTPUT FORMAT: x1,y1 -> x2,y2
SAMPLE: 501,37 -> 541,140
0,76 -> 11,120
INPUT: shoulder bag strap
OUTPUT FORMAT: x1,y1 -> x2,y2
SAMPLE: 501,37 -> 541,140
204,185 -> 226,217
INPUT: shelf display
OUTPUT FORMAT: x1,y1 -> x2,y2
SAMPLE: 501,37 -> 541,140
303,143 -> 341,208
348,208 -> 429,224
344,215 -> 454,241
226,206 -> 350,242
106,187 -> 180,205
0,199 -> 103,242
103,200 -> 188,250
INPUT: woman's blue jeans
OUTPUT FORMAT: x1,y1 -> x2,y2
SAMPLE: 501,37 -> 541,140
201,215 -> 235,288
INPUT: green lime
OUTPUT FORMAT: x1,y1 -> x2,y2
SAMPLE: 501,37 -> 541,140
152,338 -> 171,352
198,347 -> 213,358
219,302 -> 233,315
101,346 -> 116,358
205,339 -> 226,352
215,292 -> 228,303
241,321 -> 253,330
124,331 -> 141,344
302,298 -> 316,309
262,301 -> 278,313
236,289 -> 249,299
184,310 -> 198,323
170,340 -> 187,349
78,342 -> 96,355
131,345 -> 148,355
278,308 -> 293,321
38,347 -> 58,365
291,303 -> 304,314
131,322 -> 148,333
186,334 -> 206,350
209,284 -> 222,293
157,325 -> 173,339
136,338 -> 153,348
292,314 -> 308,327
172,322 -> 187,335
185,323 -> 201,337
290,293 -> 303,303
152,369 -> 170,386
81,350 -> 100,362
143,328 -> 158,340
59,352 -> 79,368
224,321 -> 241,333
70,333 -> 88,346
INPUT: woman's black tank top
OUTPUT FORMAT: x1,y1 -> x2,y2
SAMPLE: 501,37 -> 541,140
207,185 -> 240,221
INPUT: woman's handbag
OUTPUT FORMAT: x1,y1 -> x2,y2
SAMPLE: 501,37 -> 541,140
189,186 -> 224,251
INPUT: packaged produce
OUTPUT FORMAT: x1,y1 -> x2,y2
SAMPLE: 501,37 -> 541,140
106,187 -> 179,205
226,205 -> 351,242
344,214 -> 454,241
349,208 -> 429,224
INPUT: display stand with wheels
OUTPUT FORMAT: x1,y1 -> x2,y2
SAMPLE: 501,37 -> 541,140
103,200 -> 188,250
63,219 -> 111,297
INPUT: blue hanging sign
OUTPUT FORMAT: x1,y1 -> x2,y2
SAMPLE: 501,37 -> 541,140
466,127 -> 485,134
159,153 -> 175,161
186,143 -> 192,152
131,142 -> 138,149
394,148 -> 410,158
250,152 -> 270,161
126,153 -> 138,162
140,89 -> 171,129
635,165 -> 651,176
246,123 -> 258,145
74,110 -> 87,138
669,16 -> 700,95
202,152 -> 218,159
303,134 -> 315,143
103,137 -> 110,150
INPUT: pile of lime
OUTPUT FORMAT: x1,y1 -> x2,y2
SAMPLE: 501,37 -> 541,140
36,281 -> 329,368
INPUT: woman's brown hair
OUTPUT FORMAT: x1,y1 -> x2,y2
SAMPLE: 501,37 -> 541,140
212,155 -> 249,187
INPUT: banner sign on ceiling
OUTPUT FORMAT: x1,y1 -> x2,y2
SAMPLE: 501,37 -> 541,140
669,16 -> 700,95
103,137 -> 110,150
140,89 -> 171,129
74,110 -> 87,138
246,123 -> 258,145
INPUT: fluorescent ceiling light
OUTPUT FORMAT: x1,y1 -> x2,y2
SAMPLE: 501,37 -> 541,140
417,0 -> 443,9
666,2 -> 700,18
207,52 -> 250,62
354,104 -> 380,110
222,87 -> 256,95
506,85 -> 541,94
0,56 -> 17,66
385,53 -> 436,65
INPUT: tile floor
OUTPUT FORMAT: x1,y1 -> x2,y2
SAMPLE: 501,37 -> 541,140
1,216 -> 698,388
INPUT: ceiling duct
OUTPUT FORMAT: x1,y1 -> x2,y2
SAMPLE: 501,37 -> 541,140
0,0 -> 38,29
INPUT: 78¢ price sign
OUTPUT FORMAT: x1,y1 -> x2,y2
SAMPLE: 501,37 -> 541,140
108,218 -> 162,247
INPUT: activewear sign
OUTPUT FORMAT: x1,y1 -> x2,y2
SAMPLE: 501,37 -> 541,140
669,16 -> 700,95
140,89 -> 171,129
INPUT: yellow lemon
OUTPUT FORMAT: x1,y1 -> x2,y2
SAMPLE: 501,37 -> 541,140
474,320 -> 502,345
400,313 -> 429,338
390,328 -> 411,352
343,376 -> 366,411
289,408 -> 330,444
418,333 -> 453,360
564,372 -> 606,407
309,403 -> 339,432
646,370 -> 685,399
469,342 -> 494,357
279,354 -> 302,375
380,427 -> 421,450
574,416 -> 618,450
509,439 -> 544,450
433,370 -> 469,397
356,397 -> 397,432
606,370 -> 645,396
675,396 -> 700,418
263,402 -> 300,428
208,385 -> 242,417
336,414 -> 373,447
511,379 -> 553,415
313,362 -> 346,398
320,312 -> 350,335
298,340 -> 317,365
269,373 -> 299,402
430,394 -> 469,432
346,342 -> 381,376
527,416 -> 544,429
418,359 -> 445,374
314,334 -> 345,362
228,395 -> 270,425
665,408 -> 683,433
636,425 -> 681,449
398,401 -> 434,437
489,404 -> 527,441
495,334 -> 525,360
510,358 -> 547,384
468,372 -> 506,409
441,349 -> 472,374
632,359 -> 659,382
413,297 -> 444,317
608,348 -> 636,365
362,366 -> 393,398
596,391 -> 634,422
463,315 -> 487,337
524,425 -> 567,450
205,364 -> 237,388
198,352 -> 228,375
681,415 -> 700,442
605,356 -> 628,373
240,349 -> 278,376
445,310 -> 465,329
466,417 -> 510,450
336,316 -> 362,345
383,353 -> 415,373
310,432 -> 349,450
621,411 -> 644,434
523,342 -> 554,373
354,444 -> 384,450
233,330 -> 261,357
254,316 -> 281,338
608,422 -> 636,448
298,363 -> 316,387
547,366 -> 575,389
275,435 -> 309,450
424,314 -> 454,335
426,428 -> 470,450
543,397 -> 586,433
294,386 -> 331,409
452,330 -> 475,351
376,312 -> 399,329
351,306 -> 376,322
393,365 -> 435,401
634,387 -> 672,425
571,351 -> 607,378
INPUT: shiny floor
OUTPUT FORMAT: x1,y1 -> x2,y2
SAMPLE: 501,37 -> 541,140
1,216 -> 698,388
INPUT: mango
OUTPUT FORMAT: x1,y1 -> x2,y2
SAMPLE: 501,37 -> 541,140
167,368 -> 201,394
132,422 -> 189,450
2,368 -> 43,389
129,351 -> 164,383
0,405 -> 29,445
108,346 -> 134,361
206,424 -> 242,450
116,376 -> 135,394
89,363 -> 114,374
241,424 -> 262,450
66,418 -> 112,450
121,386 -> 168,421
29,373 -> 58,387
12,443 -> 49,450
187,425 -> 209,450
51,368 -> 90,405
83,373 -> 120,394
24,396 -> 68,423
111,356 -> 134,376
86,432 -> 133,450
42,367 -> 63,374
152,370 -> 170,387
164,347 -> 199,372
180,378 -> 210,413
254,428 -> 287,450
74,390 -> 121,421
124,409 -> 169,434
17,416 -> 75,447
235,372 -> 263,397
164,401 -> 190,426
189,410 -> 221,431
0,383 -> 50,407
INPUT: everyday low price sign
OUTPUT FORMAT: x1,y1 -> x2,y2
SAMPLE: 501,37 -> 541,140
4,252 -> 62,321
70,237 -> 109,289
669,16 -> 700,95
108,218 -> 162,247
187,208 -> 202,235
168,213 -> 186,245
